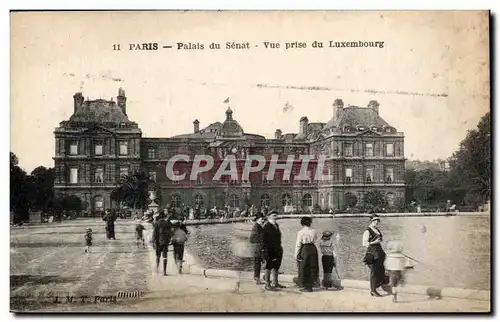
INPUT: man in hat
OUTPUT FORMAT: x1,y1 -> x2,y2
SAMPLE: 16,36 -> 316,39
261,210 -> 285,290
250,212 -> 266,284
152,210 -> 173,276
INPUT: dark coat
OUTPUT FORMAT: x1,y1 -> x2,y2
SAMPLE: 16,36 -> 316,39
261,221 -> 282,259
153,219 -> 173,246
249,223 -> 264,257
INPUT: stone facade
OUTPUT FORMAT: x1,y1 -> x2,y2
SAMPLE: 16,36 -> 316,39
54,89 -> 405,213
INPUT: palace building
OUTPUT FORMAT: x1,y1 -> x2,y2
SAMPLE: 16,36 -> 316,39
53,88 -> 405,213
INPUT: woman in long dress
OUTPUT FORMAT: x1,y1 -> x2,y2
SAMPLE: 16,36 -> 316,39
295,216 -> 319,292
362,214 -> 388,297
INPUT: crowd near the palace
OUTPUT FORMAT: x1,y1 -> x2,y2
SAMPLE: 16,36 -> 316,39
85,204 -> 414,302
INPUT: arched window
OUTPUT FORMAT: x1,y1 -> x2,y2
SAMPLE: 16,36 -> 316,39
261,194 -> 270,208
302,194 -> 313,207
230,194 -> 239,208
171,194 -> 182,208
319,193 -> 325,209
386,192 -> 395,207
94,195 -> 104,211
282,193 -> 292,206
194,194 -> 204,208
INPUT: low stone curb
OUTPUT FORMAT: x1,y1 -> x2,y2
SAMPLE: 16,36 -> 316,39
184,264 -> 489,302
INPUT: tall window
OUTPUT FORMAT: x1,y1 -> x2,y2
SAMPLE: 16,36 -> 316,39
345,168 -> 353,183
196,175 -> 203,185
326,192 -> 331,208
302,194 -> 313,207
149,171 -> 156,182
386,168 -> 394,183
194,194 -> 204,208
230,194 -> 239,208
171,194 -> 182,208
282,193 -> 292,206
386,192 -> 395,207
261,194 -> 270,208
70,168 -> 78,184
366,168 -> 374,183
386,143 -> 394,156
306,170 -> 312,183
95,143 -> 103,156
148,147 -> 156,159
173,170 -> 180,184
119,167 -> 128,179
95,167 -> 104,183
94,196 -> 104,211
70,141 -> 78,155
262,172 -> 270,184
119,141 -> 128,156
344,143 -> 353,157
365,143 -> 374,157
320,193 -> 325,209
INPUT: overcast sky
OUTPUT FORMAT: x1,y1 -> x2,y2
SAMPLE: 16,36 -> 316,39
11,11 -> 489,173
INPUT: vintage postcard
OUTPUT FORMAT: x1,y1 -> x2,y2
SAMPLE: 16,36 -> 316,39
10,10 -> 490,313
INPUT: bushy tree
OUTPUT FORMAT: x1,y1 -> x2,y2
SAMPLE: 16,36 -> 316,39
448,112 -> 491,208
344,193 -> 358,208
111,170 -> 152,212
362,190 -> 388,211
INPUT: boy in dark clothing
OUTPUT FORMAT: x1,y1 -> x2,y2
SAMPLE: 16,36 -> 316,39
261,211 -> 285,290
250,212 -> 266,284
84,228 -> 93,257
135,220 -> 146,247
152,211 -> 173,276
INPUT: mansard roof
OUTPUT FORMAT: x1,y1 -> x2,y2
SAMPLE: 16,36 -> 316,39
324,106 -> 390,130
69,99 -> 130,124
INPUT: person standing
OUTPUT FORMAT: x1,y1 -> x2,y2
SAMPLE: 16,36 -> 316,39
362,214 -> 388,297
294,216 -> 319,292
261,211 -> 285,291
171,219 -> 189,274
103,209 -> 117,240
250,212 -> 266,284
153,210 -> 173,276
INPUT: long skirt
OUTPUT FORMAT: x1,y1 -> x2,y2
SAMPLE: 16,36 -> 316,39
106,223 -> 115,239
298,244 -> 319,289
369,258 -> 386,291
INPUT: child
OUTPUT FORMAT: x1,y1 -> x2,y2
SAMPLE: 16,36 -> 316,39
171,220 -> 189,274
385,241 -> 409,302
319,230 -> 343,290
135,219 -> 146,247
84,228 -> 93,256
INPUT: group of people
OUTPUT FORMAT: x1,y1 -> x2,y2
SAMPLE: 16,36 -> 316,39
149,210 -> 190,276
248,211 -> 412,301
247,211 -> 343,293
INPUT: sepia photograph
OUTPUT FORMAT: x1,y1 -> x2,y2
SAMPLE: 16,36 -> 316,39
9,10 -> 491,313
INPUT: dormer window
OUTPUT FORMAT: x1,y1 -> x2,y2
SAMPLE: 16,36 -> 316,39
357,126 -> 365,131
372,127 -> 379,132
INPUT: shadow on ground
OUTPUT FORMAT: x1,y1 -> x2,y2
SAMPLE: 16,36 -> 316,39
10,275 -> 80,288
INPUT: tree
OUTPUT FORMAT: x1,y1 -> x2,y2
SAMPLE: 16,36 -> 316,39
448,112 -> 491,208
111,170 -> 151,213
344,192 -> 358,208
10,152 -> 31,223
362,190 -> 388,211
29,166 -> 55,212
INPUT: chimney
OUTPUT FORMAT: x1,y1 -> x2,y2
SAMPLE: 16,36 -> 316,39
299,116 -> 309,137
275,129 -> 282,139
333,99 -> 344,119
117,87 -> 127,115
368,100 -> 380,114
73,92 -> 84,113
193,119 -> 200,133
